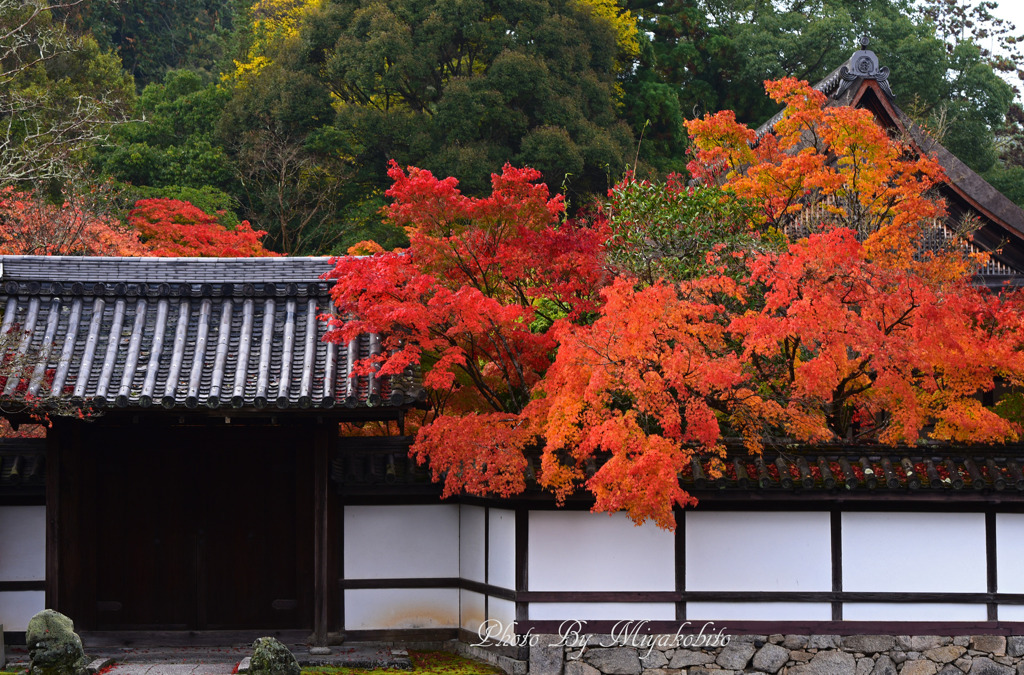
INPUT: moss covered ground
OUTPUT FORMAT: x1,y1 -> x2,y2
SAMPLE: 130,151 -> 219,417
301,650 -> 504,675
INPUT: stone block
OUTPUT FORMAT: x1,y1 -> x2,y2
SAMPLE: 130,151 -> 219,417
27,609 -> 88,675
692,668 -> 732,675
669,651 -> 717,668
1006,639 -> 1024,659
937,665 -> 964,675
809,637 -> 842,650
717,644 -> 756,670
785,637 -> 810,650
900,639 -> 950,652
970,639 -> 1006,657
791,652 -> 815,663
237,657 -> 252,673
584,648 -> 642,675
531,643 -> 566,675
641,651 -> 669,669
872,656 -> 897,675
788,651 -> 857,675
753,644 -> 790,673
900,660 -> 937,675
857,658 -> 875,675
86,659 -> 115,674
565,661 -> 601,675
843,637 -> 896,655
968,658 -> 1014,675
925,648 -> 966,665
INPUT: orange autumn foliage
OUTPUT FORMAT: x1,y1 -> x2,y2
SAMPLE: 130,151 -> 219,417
0,187 -> 148,256
328,82 -> 1024,529
128,198 -> 274,257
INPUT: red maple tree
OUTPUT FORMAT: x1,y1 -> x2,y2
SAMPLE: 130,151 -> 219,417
329,81 -> 1024,528
128,198 -> 274,257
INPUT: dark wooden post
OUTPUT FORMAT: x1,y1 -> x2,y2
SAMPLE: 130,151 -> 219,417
313,423 -> 332,645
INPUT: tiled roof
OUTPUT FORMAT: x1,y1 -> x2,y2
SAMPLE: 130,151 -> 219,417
330,438 -> 1024,497
0,256 -> 423,412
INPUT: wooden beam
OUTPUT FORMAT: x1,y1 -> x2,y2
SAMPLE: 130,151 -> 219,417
313,424 -> 330,646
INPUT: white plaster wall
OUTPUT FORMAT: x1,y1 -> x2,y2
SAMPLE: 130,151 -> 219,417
686,602 -> 832,621
0,590 -> 44,631
0,505 -> 45,581
998,605 -> 1024,621
460,589 -> 485,632
843,603 -> 988,621
460,506 -> 486,584
488,509 -> 515,590
344,505 -> 459,579
344,588 -> 459,630
843,513 -> 985,592
529,511 -> 674,591
685,512 -> 831,592
996,514 -> 1024,593
483,597 -> 518,645
528,603 -> 676,621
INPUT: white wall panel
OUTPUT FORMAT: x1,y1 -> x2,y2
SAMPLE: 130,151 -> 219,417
460,506 -> 486,584
0,590 -> 44,631
998,605 -> 1024,621
529,511 -> 673,591
686,602 -> 832,621
0,505 -> 45,581
843,603 -> 987,621
344,588 -> 459,630
996,514 -> 1024,593
528,602 -> 676,621
344,505 -> 459,579
843,513 -> 985,592
686,512 -> 831,592
460,589 -> 486,632
486,597 -> 517,645
488,509 -> 516,590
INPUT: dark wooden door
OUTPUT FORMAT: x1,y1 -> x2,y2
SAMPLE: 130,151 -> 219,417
88,426 -> 313,631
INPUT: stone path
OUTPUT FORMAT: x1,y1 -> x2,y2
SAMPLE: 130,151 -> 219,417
4,644 -> 414,674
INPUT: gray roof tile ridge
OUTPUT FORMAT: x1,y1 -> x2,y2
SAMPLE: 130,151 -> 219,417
0,255 -> 339,283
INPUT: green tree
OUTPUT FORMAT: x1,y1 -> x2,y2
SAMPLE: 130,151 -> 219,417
258,0 -> 637,200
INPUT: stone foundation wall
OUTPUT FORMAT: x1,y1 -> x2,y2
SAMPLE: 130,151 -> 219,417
528,634 -> 1024,675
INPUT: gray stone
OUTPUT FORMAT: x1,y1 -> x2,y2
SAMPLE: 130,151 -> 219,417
858,658 -> 876,675
237,657 -> 252,674
789,651 -> 858,675
954,639 -> 970,648
785,637 -> 810,650
937,665 -> 964,675
641,670 -> 680,675
969,658 -> 1014,675
308,648 -> 332,656
901,660 -> 938,675
770,635 -> 785,645
1017,663 -> 1024,675
1006,638 -> 1024,659
641,651 -> 669,669
86,659 -> 114,674
925,647 -> 966,665
995,659 -> 1014,667
717,643 -> 756,670
584,648 -> 642,675
900,639 -> 951,652
249,638 -> 299,675
844,637 -> 896,655
565,662 -> 601,675
872,656 -> 898,675
531,642 -> 565,675
27,609 -> 88,675
692,668 -> 733,675
892,655 -> 907,666
971,639 -> 1007,657
910,655 -> 923,661
956,658 -> 973,672
669,651 -> 717,668
791,652 -> 815,663
753,644 -> 790,673
809,637 -> 843,650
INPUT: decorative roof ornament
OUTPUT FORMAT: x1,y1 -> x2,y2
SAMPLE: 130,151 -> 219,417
835,36 -> 893,99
